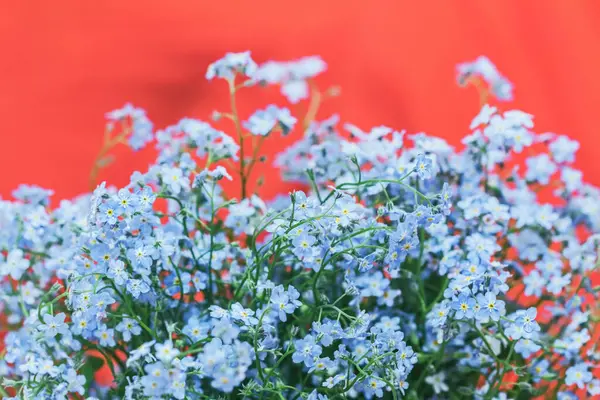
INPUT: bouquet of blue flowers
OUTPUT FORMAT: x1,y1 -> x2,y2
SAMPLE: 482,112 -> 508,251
1,51 -> 599,400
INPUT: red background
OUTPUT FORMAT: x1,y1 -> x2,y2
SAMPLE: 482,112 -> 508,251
1,1 -> 600,201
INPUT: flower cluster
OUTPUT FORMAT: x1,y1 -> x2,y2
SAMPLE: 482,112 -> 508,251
1,52 -> 599,400
457,56 -> 513,101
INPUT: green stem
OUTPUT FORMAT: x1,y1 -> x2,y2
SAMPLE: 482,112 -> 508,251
228,76 -> 247,199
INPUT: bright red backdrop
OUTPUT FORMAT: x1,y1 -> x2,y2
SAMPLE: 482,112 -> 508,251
1,1 -> 600,201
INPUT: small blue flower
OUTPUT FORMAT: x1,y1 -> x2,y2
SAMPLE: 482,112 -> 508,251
525,154 -> 557,185
549,135 -> 579,164
90,243 -> 116,265
230,303 -> 259,326
95,325 -> 116,347
38,312 -> 69,338
127,243 -> 154,269
292,335 -> 322,367
565,363 -> 592,389
244,105 -> 297,136
530,359 -> 550,383
270,285 -> 302,322
451,294 -> 476,320
313,319 -> 344,347
107,259 -> 129,285
116,317 -> 142,342
182,317 -> 209,342
98,200 -> 119,225
292,233 -> 317,259
62,368 -> 86,396
0,249 -> 29,280
415,153 -> 434,179
206,51 -> 257,81
476,292 -> 505,322
71,310 -> 97,338
514,337 -> 541,358
307,389 -> 329,400
116,188 -> 138,214
126,278 -> 151,299
515,307 -> 540,336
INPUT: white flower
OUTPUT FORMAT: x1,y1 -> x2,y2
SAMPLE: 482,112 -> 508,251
470,104 -> 498,129
549,135 -> 580,163
244,105 -> 297,136
155,341 -> 180,364
206,51 -> 257,81
254,56 -> 327,103
588,379 -> 600,396
161,166 -> 188,194
457,56 -> 513,101
425,372 -> 449,394
281,80 -> 309,103
1,249 -> 29,280
126,340 -> 156,367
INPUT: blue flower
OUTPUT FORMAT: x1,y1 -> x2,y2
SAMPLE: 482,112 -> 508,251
98,200 -> 119,225
116,317 -> 142,342
71,310 -> 97,338
313,319 -> 344,347
230,303 -> 259,326
429,302 -> 450,327
565,363 -> 592,389
127,243 -> 154,269
211,369 -> 238,393
363,377 -> 385,398
211,319 -> 240,344
292,233 -> 317,259
38,312 -> 69,338
136,185 -> 156,210
182,317 -> 209,342
514,337 -> 541,358
155,341 -> 180,363
254,56 -> 326,103
334,195 -> 362,227
547,273 -> 571,295
465,233 -> 498,262
549,135 -> 579,164
515,307 -> 540,336
270,285 -> 301,322
321,374 -> 345,389
62,368 -> 86,396
525,154 -> 557,184
292,335 -> 322,367
107,259 -> 129,286
307,389 -> 329,400
165,271 -> 192,296
90,243 -> 116,265
126,278 -> 151,299
160,165 -> 188,194
451,294 -> 476,320
523,270 -> 545,297
141,362 -> 169,397
206,51 -> 257,81
457,56 -> 513,101
308,356 -> 334,373
396,342 -> 418,370
95,325 -> 116,347
415,153 -> 434,179
244,105 -> 297,136
0,249 -> 29,280
292,191 -> 320,218
530,359 -> 550,382
4,51 -> 600,400
476,292 -> 505,322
